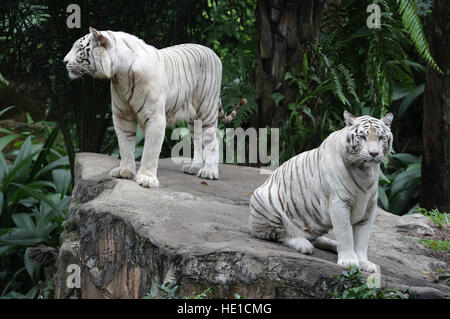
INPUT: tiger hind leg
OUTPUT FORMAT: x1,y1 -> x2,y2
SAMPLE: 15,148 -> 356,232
249,188 -> 316,255
279,216 -> 315,254
281,237 -> 315,255
249,196 -> 285,241
109,112 -> 137,179
182,120 -> 203,175
197,123 -> 219,180
311,236 -> 337,253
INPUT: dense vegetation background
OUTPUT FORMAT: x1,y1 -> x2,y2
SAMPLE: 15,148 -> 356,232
0,0 -> 448,298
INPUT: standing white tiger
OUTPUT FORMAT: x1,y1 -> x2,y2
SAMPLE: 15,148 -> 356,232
249,111 -> 394,273
63,28 -> 246,188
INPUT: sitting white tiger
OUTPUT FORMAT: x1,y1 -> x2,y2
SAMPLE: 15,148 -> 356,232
63,27 -> 246,188
249,111 -> 394,273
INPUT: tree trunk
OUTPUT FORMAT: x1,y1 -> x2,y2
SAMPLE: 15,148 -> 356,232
421,0 -> 450,213
255,0 -> 324,128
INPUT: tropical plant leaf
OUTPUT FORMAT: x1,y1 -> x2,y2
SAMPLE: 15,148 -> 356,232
35,194 -> 70,237
34,156 -> 69,180
24,247 -> 41,282
0,134 -> 21,153
378,186 -> 389,210
0,244 -> 15,256
379,169 -> 391,184
11,137 -> 33,184
11,213 -> 36,232
10,183 -> 62,217
0,228 -> 44,246
0,191 -> 3,217
1,150 -> 41,192
0,106 -> 14,118
8,181 -> 56,208
390,164 -> 421,196
388,186 -> 420,215
392,85 -> 413,101
28,125 -> 61,182
25,285 -> 40,299
396,0 -> 441,73
390,153 -> 420,166
52,169 -> 71,195
398,83 -> 424,118
0,152 -> 7,183
1,267 -> 25,296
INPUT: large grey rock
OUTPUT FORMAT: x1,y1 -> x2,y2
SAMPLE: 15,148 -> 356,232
55,153 -> 450,299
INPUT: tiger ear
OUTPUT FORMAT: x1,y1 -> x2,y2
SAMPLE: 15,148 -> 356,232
89,27 -> 99,38
381,112 -> 394,127
343,110 -> 356,126
89,27 -> 108,48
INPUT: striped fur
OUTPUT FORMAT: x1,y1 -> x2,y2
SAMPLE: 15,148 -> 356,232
249,111 -> 394,272
64,28 -> 246,187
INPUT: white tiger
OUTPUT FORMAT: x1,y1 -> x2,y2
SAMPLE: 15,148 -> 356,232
249,111 -> 394,273
63,27 -> 246,188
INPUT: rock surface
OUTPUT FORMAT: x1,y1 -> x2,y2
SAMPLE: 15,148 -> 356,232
55,153 -> 450,299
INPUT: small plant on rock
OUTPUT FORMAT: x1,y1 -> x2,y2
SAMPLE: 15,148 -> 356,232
416,238 -> 450,252
332,266 -> 407,299
415,207 -> 450,229
144,282 -> 179,299
143,281 -> 211,299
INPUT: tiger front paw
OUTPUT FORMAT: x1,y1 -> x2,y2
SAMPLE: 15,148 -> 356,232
337,252 -> 360,269
197,167 -> 218,180
359,260 -> 379,273
135,172 -> 159,188
109,166 -> 135,179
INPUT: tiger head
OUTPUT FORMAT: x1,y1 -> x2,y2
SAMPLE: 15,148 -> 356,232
343,110 -> 394,168
63,27 -> 112,80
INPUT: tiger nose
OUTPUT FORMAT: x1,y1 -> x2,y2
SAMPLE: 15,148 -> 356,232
369,151 -> 379,158
63,58 -> 68,66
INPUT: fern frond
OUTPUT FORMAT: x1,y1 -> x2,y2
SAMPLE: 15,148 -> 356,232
337,64 -> 359,102
396,0 -> 441,73
330,67 -> 349,106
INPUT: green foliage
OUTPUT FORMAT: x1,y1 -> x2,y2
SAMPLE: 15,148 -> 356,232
434,268 -> 450,283
416,238 -> 450,252
279,49 -> 354,161
204,0 -> 257,84
0,107 -> 14,120
396,0 -> 441,73
278,0 -> 431,164
378,153 -> 421,215
0,72 -> 10,88
221,80 -> 258,129
0,122 -> 71,298
321,1 -> 421,111
332,266 -> 407,299
395,83 -> 424,119
143,281 -> 211,299
205,0 -> 257,128
186,287 -> 212,299
144,282 -> 179,299
415,207 -> 449,228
